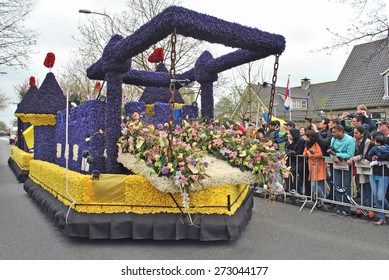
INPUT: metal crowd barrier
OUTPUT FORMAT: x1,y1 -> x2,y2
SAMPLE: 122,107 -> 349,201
255,155 -> 389,218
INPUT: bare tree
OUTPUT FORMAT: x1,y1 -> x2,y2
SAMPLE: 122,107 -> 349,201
115,0 -> 202,72
324,0 -> 388,52
63,0 -> 206,103
75,0 -> 204,72
0,0 -> 37,68
0,92 -> 9,110
215,61 -> 268,123
13,78 -> 31,101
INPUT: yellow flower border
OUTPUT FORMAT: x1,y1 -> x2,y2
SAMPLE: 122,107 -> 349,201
15,113 -> 56,126
28,160 -> 249,215
145,104 -> 154,117
29,160 -> 90,206
10,146 -> 34,170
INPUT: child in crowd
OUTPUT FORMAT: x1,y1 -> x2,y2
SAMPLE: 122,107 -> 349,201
368,134 -> 389,163
366,132 -> 389,225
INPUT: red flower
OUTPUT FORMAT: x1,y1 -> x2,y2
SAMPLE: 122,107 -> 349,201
44,52 -> 55,68
94,82 -> 101,92
147,47 -> 164,63
29,76 -> 36,87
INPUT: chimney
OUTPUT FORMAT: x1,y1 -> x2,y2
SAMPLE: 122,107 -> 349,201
301,77 -> 311,90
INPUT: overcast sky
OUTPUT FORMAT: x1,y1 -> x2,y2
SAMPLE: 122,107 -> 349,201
0,0 -> 367,126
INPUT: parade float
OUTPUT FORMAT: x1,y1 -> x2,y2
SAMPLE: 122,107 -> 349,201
9,6 -> 286,240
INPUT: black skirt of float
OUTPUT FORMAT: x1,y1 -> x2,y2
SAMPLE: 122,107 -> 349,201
23,178 -> 253,241
8,157 -> 29,183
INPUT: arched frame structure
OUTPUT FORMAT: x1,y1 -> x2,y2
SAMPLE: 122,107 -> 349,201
87,5 -> 286,173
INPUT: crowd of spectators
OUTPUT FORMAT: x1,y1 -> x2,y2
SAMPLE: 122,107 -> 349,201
245,105 -> 389,225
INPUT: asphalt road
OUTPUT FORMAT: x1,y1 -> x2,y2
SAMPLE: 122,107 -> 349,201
1,136 -> 389,260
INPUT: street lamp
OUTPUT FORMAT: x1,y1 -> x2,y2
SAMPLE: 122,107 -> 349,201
79,9 -> 114,35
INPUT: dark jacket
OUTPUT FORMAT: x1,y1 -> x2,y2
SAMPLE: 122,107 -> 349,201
316,129 -> 332,156
366,142 -> 389,176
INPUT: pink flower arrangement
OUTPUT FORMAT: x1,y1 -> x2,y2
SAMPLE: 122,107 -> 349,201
118,116 -> 289,203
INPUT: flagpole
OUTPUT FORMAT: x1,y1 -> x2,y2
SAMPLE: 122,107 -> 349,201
289,82 -> 292,121
284,75 -> 292,120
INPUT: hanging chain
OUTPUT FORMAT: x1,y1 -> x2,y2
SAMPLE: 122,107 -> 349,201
168,28 -> 177,161
267,54 -> 279,123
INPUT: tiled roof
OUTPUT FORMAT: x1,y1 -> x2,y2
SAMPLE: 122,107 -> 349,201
253,80 -> 334,122
323,39 -> 389,111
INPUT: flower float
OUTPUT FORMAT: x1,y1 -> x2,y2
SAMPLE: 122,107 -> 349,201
118,115 -> 290,208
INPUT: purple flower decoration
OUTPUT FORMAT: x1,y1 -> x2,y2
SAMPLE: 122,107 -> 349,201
274,152 -> 282,158
274,162 -> 280,169
269,173 -> 276,180
173,171 -> 182,186
203,161 -> 209,168
220,148 -> 231,156
230,131 -> 236,137
161,166 -> 170,175
157,123 -> 164,129
190,159 -> 196,166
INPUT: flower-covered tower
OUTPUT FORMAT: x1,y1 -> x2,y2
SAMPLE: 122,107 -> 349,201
33,72 -> 66,162
14,76 -> 39,151
21,53 -> 66,163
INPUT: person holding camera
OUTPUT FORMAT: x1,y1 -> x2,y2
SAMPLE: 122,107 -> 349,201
312,118 -> 341,153
311,118 -> 341,201
341,105 -> 376,135
328,125 -> 356,216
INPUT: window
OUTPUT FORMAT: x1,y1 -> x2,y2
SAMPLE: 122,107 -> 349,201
371,112 -> 386,123
381,69 -> 389,99
292,99 -> 307,110
386,76 -> 389,99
